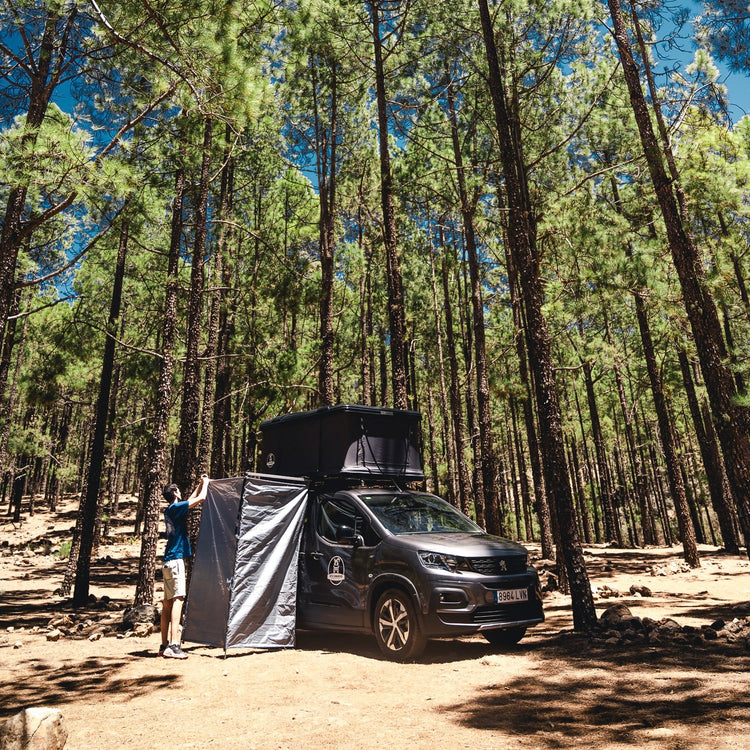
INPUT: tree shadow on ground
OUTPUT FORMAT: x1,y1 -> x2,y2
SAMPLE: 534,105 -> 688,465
0,589 -> 64,629
290,629 -> 504,664
445,632 -> 750,747
0,655 -> 175,719
190,633 -> 500,665
292,626 -> 571,665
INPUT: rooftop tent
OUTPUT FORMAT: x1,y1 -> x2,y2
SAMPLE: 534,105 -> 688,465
259,404 -> 424,480
183,473 -> 308,651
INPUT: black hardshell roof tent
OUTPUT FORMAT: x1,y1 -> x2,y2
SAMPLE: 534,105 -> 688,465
259,404 -> 424,481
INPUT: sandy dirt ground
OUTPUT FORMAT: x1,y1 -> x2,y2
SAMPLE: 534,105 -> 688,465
1,495 -> 750,750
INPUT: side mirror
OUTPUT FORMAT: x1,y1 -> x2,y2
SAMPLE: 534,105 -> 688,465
336,524 -> 363,547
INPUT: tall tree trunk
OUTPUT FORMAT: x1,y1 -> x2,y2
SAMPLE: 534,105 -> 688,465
426,236 -> 456,503
173,117 -> 213,492
678,350 -> 740,553
571,382 -> 602,542
504,231 -> 553,558
439,248 -> 472,515
102,301 -> 127,537
458,254 -> 484,526
1,293 -> 30,517
314,60 -> 338,406
510,398 -> 534,540
722,215 -> 750,322
425,385 -> 440,493
569,438 -> 593,544
370,1 -> 408,409
478,0 -> 595,629
604,310 -> 658,545
72,218 -> 129,605
634,288 -> 699,565
134,163 -> 185,606
580,353 -> 621,545
608,96 -> 698,562
358,205 -> 375,406
47,399 -> 73,512
198,234 -> 221,476
446,83 -> 502,535
211,127 -> 236,479
608,0 -> 750,557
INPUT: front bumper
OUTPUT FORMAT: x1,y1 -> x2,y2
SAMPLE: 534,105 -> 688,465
419,569 -> 544,637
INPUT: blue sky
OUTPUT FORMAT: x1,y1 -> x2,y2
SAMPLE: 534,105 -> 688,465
680,0 -> 750,122
721,71 -> 749,121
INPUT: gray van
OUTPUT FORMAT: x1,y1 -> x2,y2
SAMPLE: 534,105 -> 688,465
297,483 -> 544,661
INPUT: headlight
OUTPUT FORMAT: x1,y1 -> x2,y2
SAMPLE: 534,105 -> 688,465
418,550 -> 460,572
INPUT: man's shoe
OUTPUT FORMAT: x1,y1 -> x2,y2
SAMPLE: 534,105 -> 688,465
162,643 -> 188,659
158,644 -> 167,657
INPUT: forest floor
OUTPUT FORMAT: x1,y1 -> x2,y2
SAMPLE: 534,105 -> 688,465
1,494 -> 750,750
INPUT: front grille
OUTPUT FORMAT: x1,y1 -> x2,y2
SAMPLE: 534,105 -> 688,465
468,555 -> 527,575
473,599 -> 543,624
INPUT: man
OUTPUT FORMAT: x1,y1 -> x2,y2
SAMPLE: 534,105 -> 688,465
159,474 -> 210,658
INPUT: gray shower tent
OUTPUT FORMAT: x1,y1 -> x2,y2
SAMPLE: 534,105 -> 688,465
182,474 -> 308,650
182,404 -> 422,651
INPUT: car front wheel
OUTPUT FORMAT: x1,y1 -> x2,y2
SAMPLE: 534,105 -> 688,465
374,589 -> 427,661
482,625 -> 527,648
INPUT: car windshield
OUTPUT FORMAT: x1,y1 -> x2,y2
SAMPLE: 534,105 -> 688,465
360,492 -> 482,534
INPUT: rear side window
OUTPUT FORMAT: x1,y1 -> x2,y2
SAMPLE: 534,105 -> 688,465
317,497 -> 380,547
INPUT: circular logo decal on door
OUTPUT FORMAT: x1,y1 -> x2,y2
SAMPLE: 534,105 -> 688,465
327,556 -> 345,585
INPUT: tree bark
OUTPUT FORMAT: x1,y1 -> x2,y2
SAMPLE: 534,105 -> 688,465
426,237 -> 455,503
446,82 -> 502,535
314,59 -> 338,406
604,309 -> 658,545
134,163 -> 185,605
439,249 -> 472,515
173,117 -> 213,493
504,233 -> 553,558
72,218 -> 129,605
580,353 -> 621,545
678,350 -> 740,553
370,1 -> 408,410
478,0 -> 596,630
634,289 -> 700,565
211,127 -> 237,479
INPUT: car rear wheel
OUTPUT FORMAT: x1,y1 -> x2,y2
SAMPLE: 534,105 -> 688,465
482,626 -> 527,648
374,589 -> 427,661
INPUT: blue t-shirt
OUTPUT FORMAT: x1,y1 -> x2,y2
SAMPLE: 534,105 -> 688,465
164,500 -> 191,562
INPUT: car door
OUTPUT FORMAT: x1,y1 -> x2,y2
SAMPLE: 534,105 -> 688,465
297,492 -> 379,631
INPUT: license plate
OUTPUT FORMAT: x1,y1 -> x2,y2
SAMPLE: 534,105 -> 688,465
494,588 -> 528,604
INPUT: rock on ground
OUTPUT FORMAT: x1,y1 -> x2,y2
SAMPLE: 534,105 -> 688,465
0,707 -> 67,750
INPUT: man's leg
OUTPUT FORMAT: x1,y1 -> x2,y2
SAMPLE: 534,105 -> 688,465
160,596 -> 172,649
170,595 -> 185,645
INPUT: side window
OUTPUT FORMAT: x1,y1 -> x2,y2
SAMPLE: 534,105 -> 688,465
317,497 -> 380,547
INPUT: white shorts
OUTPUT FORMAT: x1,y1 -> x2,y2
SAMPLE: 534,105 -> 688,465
162,558 -> 186,600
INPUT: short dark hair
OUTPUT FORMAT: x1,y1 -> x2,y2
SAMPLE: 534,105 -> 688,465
162,483 -> 180,503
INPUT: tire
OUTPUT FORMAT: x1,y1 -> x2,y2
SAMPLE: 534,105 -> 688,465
374,589 -> 427,662
482,626 -> 527,648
